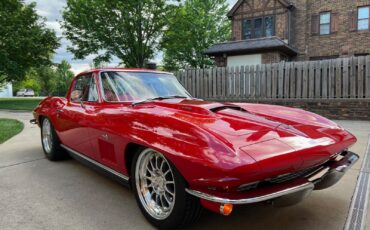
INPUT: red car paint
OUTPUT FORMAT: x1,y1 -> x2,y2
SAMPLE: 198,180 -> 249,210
33,68 -> 357,199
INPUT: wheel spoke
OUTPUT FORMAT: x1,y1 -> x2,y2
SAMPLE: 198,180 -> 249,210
163,169 -> 171,177
155,155 -> 159,170
149,158 -> 156,171
143,175 -> 154,181
165,187 -> 174,196
163,193 -> 172,205
155,193 -> 160,205
146,164 -> 155,174
159,160 -> 165,172
160,195 -> 167,208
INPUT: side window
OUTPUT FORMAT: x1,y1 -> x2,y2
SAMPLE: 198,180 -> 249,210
71,75 -> 98,102
358,6 -> 370,30
319,12 -> 331,35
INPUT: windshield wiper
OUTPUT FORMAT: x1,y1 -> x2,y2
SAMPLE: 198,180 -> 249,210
131,95 -> 188,106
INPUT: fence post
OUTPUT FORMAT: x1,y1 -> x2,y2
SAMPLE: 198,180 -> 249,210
260,64 -> 267,99
335,59 -> 342,98
342,58 -> 349,98
278,62 -> 284,98
266,64 -> 272,98
315,61 -> 321,98
240,66 -> 245,98
296,62 -> 302,98
358,56 -> 365,98
255,64 -> 261,98
366,55 -> 370,98
250,65 -> 255,98
245,65 -> 251,98
322,60 -> 328,98
284,62 -> 291,98
349,57 -> 356,98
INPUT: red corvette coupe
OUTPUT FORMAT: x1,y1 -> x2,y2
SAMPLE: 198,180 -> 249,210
32,68 -> 359,229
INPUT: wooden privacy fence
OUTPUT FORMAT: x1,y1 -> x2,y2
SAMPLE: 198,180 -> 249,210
174,56 -> 370,100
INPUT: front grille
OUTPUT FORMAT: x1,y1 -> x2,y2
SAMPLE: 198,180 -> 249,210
266,165 -> 323,184
238,165 -> 324,192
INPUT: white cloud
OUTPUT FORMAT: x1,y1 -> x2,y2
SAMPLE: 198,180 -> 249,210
227,0 -> 238,7
70,64 -> 91,75
36,8 -> 50,17
45,21 -> 63,36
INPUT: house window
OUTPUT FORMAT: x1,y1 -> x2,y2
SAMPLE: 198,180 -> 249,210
358,6 -> 370,30
320,12 -> 331,35
242,16 -> 274,39
265,16 -> 274,37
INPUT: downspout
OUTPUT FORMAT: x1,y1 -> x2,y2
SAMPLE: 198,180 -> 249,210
287,4 -> 294,45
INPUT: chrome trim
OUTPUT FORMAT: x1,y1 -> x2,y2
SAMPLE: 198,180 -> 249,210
336,152 -> 359,173
313,151 -> 359,190
187,151 -> 359,204
185,182 -> 314,205
61,144 -> 129,181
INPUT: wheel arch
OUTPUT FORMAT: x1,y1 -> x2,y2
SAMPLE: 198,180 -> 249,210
123,142 -> 190,188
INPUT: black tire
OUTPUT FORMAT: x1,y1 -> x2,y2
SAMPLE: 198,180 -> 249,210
131,147 -> 203,230
40,117 -> 67,161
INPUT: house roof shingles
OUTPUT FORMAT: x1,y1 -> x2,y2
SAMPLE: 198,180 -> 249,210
204,37 -> 299,57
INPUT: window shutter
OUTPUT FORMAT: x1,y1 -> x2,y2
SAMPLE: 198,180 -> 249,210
348,10 -> 357,31
331,12 -> 339,33
311,14 -> 319,35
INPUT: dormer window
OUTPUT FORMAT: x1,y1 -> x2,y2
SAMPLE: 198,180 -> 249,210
242,16 -> 274,39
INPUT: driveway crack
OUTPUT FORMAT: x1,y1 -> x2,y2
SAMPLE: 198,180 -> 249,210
0,157 -> 46,169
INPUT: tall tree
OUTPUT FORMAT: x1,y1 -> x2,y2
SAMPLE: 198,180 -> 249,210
162,0 -> 231,70
0,0 -> 59,83
54,60 -> 75,96
37,66 -> 57,96
62,0 -> 169,68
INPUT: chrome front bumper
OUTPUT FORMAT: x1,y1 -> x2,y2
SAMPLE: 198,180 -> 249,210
186,151 -> 359,206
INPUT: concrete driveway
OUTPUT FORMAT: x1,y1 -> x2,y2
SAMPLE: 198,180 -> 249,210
0,110 -> 369,230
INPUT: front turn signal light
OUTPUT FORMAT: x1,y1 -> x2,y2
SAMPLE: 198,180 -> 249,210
220,203 -> 233,216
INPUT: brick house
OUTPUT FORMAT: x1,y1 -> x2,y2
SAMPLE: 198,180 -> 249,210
205,0 -> 370,67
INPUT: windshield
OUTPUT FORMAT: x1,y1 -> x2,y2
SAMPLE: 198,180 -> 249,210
100,71 -> 191,102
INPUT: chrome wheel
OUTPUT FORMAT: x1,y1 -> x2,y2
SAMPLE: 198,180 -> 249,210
42,118 -> 53,154
135,149 -> 176,220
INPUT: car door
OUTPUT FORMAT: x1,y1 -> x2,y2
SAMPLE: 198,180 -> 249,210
86,72 -> 131,172
56,74 -> 99,159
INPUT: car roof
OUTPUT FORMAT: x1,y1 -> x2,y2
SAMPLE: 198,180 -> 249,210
76,68 -> 172,77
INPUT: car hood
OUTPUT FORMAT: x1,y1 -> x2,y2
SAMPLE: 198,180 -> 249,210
141,99 -> 356,177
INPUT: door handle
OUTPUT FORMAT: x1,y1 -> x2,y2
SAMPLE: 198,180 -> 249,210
101,134 -> 109,140
56,109 -> 63,118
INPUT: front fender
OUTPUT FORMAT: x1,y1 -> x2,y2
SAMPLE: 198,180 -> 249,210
109,107 -> 259,192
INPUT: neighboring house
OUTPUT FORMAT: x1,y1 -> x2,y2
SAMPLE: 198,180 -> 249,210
206,0 -> 370,67
0,83 -> 13,97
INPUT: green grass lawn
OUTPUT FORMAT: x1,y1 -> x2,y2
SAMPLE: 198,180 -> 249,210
0,98 -> 43,111
0,119 -> 24,144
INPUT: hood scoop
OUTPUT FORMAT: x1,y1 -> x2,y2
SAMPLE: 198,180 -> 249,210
209,105 -> 248,113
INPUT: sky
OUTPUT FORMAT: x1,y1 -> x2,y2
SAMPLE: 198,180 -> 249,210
24,0 -> 238,74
